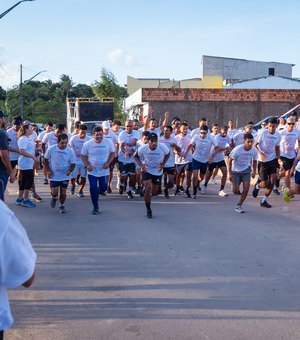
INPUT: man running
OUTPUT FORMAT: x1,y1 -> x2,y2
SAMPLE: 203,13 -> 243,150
135,133 -> 170,218
228,133 -> 258,213
252,118 -> 281,208
44,133 -> 76,213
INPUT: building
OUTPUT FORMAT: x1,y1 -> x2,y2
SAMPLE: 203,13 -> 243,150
224,76 -> 300,89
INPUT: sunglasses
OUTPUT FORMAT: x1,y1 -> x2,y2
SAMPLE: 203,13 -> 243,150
200,132 -> 207,135
287,123 -> 295,125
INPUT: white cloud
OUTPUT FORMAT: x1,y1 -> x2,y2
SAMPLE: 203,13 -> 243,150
106,49 -> 137,67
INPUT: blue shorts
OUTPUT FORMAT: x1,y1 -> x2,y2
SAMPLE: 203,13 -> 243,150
295,171 -> 300,185
192,159 -> 208,174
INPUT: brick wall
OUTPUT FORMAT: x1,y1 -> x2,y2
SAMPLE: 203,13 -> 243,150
142,88 -> 300,128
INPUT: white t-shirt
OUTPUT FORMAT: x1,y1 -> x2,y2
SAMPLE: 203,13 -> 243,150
190,134 -> 218,163
31,130 -> 38,142
44,145 -> 76,181
233,131 -> 245,147
6,128 -> 19,161
279,129 -> 300,159
0,200 -> 36,331
103,130 -> 117,145
69,134 -> 91,165
42,131 -> 58,149
17,135 -> 35,170
213,134 -> 232,163
158,136 -> 178,167
118,130 -> 139,164
137,143 -> 170,176
147,127 -> 162,137
229,144 -> 258,172
81,138 -> 115,177
174,134 -> 192,164
227,128 -> 238,139
256,129 -> 281,162
37,130 -> 48,142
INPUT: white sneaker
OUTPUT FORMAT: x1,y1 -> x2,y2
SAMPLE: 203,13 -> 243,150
235,205 -> 245,213
200,183 -> 206,194
218,190 -> 228,197
209,178 -> 217,185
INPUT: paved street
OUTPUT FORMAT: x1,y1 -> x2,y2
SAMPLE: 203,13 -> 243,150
4,173 -> 300,340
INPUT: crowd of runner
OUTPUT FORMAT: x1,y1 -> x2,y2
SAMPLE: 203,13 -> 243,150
0,108 -> 300,218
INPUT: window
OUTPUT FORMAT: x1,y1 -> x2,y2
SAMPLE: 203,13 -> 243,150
269,68 -> 275,76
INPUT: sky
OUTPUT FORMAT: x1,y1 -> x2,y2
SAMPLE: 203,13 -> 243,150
0,0 -> 300,89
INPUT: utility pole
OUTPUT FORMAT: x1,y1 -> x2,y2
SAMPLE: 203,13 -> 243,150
0,0 -> 35,20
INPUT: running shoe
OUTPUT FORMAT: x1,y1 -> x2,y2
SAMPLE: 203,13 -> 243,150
218,190 -> 228,197
32,193 -> 43,202
119,184 -> 124,195
200,183 -> 206,194
283,188 -> 291,203
78,191 -> 85,198
174,189 -> 180,196
146,209 -> 152,219
58,206 -> 66,214
70,186 -> 75,195
209,178 -> 217,185
273,188 -> 280,195
260,201 -> 272,208
179,186 -> 185,193
21,199 -> 36,208
164,189 -> 169,199
127,190 -> 133,199
185,189 -> 191,198
252,185 -> 259,198
235,205 -> 245,213
43,178 -> 49,185
50,197 -> 57,208
92,207 -> 99,215
192,190 -> 197,199
15,198 -> 23,206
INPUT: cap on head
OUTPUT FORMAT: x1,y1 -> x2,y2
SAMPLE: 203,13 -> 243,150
0,110 -> 8,118
147,132 -> 158,142
102,121 -> 110,130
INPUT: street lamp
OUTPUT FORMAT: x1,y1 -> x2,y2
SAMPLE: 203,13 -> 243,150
20,64 -> 46,116
0,0 -> 35,20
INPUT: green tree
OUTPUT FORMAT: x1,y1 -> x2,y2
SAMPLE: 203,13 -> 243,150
0,86 -> 6,101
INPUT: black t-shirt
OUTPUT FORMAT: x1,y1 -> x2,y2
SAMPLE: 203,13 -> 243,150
0,130 -> 9,174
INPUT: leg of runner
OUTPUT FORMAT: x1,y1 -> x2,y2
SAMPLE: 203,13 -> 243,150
143,179 -> 153,218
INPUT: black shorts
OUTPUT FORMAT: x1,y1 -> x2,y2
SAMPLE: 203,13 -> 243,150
10,160 -> 18,169
258,159 -> 278,181
208,160 -> 227,172
175,162 -> 192,175
142,172 -> 161,184
19,169 -> 34,190
295,170 -> 300,185
280,156 -> 295,171
50,180 -> 69,189
192,159 -> 208,174
163,166 -> 175,175
118,161 -> 136,176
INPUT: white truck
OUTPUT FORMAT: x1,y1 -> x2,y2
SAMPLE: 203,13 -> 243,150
66,97 -> 114,134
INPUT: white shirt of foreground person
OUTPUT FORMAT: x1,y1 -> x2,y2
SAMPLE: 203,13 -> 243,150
0,200 -> 36,331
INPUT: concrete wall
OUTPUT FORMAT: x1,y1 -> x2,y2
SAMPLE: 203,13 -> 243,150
141,88 -> 300,129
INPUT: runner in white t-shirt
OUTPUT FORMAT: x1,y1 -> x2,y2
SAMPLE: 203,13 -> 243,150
108,120 -> 122,193
69,124 -> 91,197
37,122 -> 53,184
283,147 -> 300,202
81,126 -> 116,215
135,133 -> 170,218
159,125 -> 181,198
228,134 -> 258,213
0,200 -> 36,338
227,119 -> 238,139
135,131 -> 150,196
252,118 -> 281,208
44,133 -> 76,214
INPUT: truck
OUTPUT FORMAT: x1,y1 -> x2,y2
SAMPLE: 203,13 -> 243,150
66,97 -> 114,134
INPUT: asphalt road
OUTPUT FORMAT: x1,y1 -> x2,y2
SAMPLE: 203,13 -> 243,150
4,173 -> 300,340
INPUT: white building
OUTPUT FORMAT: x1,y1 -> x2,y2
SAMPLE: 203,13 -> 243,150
224,76 -> 300,89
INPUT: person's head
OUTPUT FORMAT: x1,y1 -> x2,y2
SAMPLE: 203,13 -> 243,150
142,130 -> 150,143
132,119 -> 140,130
149,118 -> 157,129
228,120 -> 234,129
18,123 -> 33,139
211,123 -> 219,135
102,120 -> 111,134
278,117 -> 286,126
243,133 -> 254,151
93,126 -> 103,143
267,118 -> 278,134
286,116 -> 296,132
147,133 -> 158,150
106,117 -> 113,127
57,133 -> 69,150
260,121 -> 267,129
163,125 -> 173,139
172,118 -> 181,133
79,124 -> 87,138
199,125 -> 208,139
220,126 -> 228,137
73,121 -> 81,134
125,119 -> 133,133
55,123 -> 65,136
199,117 -> 207,127
32,124 -> 38,133
0,110 -> 8,128
112,120 -> 121,132
45,122 -> 53,132
180,122 -> 188,136
244,123 -> 254,133
12,115 -> 23,131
